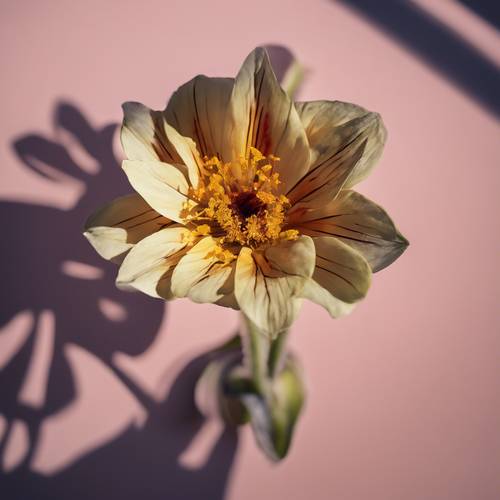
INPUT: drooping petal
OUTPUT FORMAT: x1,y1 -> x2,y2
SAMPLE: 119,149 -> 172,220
171,236 -> 235,304
165,76 -> 234,160
227,47 -> 310,192
299,279 -> 355,318
294,100 -> 386,191
116,227 -> 193,299
292,190 -> 409,272
234,236 -> 315,336
121,102 -> 203,187
122,159 -> 196,222
308,236 -> 371,304
83,194 -> 172,263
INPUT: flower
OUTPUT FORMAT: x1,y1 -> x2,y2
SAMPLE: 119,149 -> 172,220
84,47 -> 408,336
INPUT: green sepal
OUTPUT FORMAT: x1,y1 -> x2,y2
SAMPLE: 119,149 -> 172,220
241,355 -> 305,461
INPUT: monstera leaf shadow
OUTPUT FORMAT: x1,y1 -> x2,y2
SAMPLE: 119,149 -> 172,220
0,101 -> 238,500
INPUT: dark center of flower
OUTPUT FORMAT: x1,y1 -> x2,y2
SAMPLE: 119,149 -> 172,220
231,191 -> 266,219
186,147 -> 299,248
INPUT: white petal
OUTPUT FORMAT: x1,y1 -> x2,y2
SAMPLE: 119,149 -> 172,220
84,194 -> 171,262
264,235 -> 315,277
165,76 -> 234,159
116,227 -> 192,299
122,159 -> 195,222
121,102 -> 203,187
163,123 -> 202,188
171,237 -> 234,304
293,190 -> 409,272
295,100 -> 386,189
310,236 -> 372,304
227,47 -> 310,192
300,279 -> 355,318
286,136 -> 366,209
121,102 -> 175,162
234,236 -> 315,337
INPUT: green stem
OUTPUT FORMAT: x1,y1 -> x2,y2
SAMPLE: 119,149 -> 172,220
240,314 -> 290,392
268,329 -> 289,378
241,314 -> 269,393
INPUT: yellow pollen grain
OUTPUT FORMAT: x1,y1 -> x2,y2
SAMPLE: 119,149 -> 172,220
193,224 -> 211,236
207,246 -> 237,265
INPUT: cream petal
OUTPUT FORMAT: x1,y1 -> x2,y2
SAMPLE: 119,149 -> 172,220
293,190 -> 409,272
170,236 -> 234,304
215,265 -> 240,310
263,235 -> 315,277
300,278 -> 356,318
83,193 -> 172,263
227,47 -> 310,192
289,190 -> 409,272
295,100 -> 386,190
286,139 -> 366,210
162,122 -> 203,188
234,248 -> 303,337
309,236 -> 371,304
165,75 -> 234,159
122,159 -> 195,222
121,102 -> 180,162
234,236 -> 315,336
297,100 -> 371,140
121,102 -> 203,187
116,227 -> 193,299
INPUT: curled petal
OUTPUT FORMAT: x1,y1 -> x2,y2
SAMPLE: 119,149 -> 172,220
84,193 -> 172,262
116,227 -> 193,299
300,279 -> 355,318
295,100 -> 386,190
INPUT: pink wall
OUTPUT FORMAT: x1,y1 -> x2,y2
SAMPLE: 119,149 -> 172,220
1,1 -> 499,499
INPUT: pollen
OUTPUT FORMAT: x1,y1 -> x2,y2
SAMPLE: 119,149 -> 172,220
185,147 -> 296,250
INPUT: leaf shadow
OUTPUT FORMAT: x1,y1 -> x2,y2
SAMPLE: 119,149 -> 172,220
0,101 -> 238,500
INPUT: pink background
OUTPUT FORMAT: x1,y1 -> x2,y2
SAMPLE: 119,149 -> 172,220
1,1 -> 499,499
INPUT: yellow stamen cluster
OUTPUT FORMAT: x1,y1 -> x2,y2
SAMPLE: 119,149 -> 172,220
185,147 -> 298,252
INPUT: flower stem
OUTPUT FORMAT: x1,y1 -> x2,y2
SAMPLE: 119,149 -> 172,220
240,314 -> 289,392
241,315 -> 269,393
268,328 -> 289,378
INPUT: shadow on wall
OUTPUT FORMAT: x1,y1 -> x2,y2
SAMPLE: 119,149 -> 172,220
458,0 -> 500,31
0,102 -> 238,500
337,0 -> 500,119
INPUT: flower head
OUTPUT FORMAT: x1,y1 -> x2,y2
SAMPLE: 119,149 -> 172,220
84,47 -> 408,336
